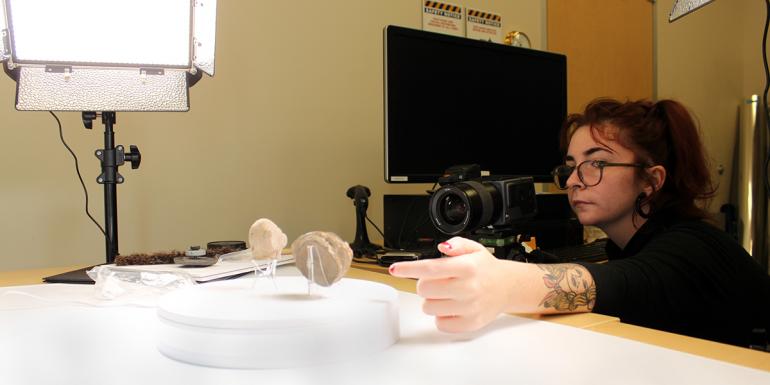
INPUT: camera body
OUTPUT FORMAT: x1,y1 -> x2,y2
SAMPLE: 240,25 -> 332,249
429,175 -> 537,236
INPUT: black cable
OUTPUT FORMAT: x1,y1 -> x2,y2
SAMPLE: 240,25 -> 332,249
365,214 -> 385,240
405,211 -> 434,243
396,177 -> 440,249
49,111 -> 107,237
760,0 -> 770,274
363,213 -> 390,254
762,0 -> 770,197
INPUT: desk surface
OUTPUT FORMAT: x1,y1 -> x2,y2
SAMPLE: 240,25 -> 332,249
2,264 -> 768,373
0,265 -> 90,287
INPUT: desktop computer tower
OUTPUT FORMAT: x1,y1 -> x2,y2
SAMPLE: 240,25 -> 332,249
383,194 -> 444,251
517,193 -> 583,249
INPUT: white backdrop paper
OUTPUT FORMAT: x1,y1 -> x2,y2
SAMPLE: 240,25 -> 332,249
0,267 -> 768,385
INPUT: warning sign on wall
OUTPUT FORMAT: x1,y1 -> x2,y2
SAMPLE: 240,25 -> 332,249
466,8 -> 502,43
422,1 -> 464,37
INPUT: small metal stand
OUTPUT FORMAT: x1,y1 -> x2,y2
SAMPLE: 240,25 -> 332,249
82,111 -> 141,264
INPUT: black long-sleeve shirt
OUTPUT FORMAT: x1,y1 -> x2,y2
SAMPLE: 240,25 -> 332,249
578,210 -> 770,347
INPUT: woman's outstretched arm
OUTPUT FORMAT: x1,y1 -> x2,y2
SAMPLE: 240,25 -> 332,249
389,236 -> 596,333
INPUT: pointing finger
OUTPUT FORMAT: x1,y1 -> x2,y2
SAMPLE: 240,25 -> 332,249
389,256 -> 476,280
438,237 -> 489,257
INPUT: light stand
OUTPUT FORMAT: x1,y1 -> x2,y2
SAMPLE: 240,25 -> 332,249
82,111 -> 141,263
0,0 -> 216,279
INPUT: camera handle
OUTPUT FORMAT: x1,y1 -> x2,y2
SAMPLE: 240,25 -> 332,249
346,185 -> 380,257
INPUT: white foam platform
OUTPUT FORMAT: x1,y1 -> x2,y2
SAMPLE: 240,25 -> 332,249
156,277 -> 399,369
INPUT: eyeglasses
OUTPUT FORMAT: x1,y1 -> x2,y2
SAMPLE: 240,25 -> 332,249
551,160 -> 649,190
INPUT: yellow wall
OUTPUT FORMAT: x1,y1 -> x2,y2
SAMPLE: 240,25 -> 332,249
0,1 -> 545,270
741,0 -> 770,101
655,0 -> 748,212
1,0 -> 762,271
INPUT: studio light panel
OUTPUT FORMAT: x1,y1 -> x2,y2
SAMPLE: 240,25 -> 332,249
6,0 -> 191,67
0,0 -> 216,111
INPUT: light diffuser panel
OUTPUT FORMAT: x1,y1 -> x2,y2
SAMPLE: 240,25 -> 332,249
6,0 -> 191,67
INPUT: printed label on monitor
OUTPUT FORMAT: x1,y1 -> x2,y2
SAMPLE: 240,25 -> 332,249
391,176 -> 409,182
422,1 -> 464,37
466,8 -> 502,43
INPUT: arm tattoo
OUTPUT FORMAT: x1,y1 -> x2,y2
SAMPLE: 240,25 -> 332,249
537,264 -> 596,312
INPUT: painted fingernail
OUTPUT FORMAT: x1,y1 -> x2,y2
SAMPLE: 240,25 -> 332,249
388,265 -> 396,274
439,242 -> 452,250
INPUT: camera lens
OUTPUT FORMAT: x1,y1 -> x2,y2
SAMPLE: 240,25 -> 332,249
429,181 -> 500,235
440,194 -> 467,225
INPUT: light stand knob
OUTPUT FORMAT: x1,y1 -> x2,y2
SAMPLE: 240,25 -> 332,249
82,111 -> 97,129
124,144 -> 141,169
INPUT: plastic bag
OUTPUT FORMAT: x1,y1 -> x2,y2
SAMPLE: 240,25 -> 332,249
87,265 -> 197,306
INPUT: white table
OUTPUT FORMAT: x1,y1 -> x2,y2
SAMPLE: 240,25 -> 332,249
0,266 -> 768,385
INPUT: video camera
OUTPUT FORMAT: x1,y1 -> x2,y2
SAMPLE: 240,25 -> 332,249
428,164 -> 538,236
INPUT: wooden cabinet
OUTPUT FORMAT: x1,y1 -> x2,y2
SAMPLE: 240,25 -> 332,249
547,0 -> 654,114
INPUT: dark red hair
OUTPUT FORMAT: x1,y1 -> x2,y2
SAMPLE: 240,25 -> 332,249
559,98 -> 716,220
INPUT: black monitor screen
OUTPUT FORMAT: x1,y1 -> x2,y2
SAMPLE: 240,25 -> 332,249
384,25 -> 567,183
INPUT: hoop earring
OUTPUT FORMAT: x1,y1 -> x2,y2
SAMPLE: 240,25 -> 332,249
634,192 -> 650,219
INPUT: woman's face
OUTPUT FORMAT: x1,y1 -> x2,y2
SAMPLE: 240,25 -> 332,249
564,125 -> 644,232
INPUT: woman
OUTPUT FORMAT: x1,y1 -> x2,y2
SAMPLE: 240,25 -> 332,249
389,98 -> 770,347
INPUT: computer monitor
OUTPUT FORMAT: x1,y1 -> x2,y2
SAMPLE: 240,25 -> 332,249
384,25 -> 567,184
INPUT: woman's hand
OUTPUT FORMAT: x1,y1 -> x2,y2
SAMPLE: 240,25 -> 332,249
388,237 -> 516,333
